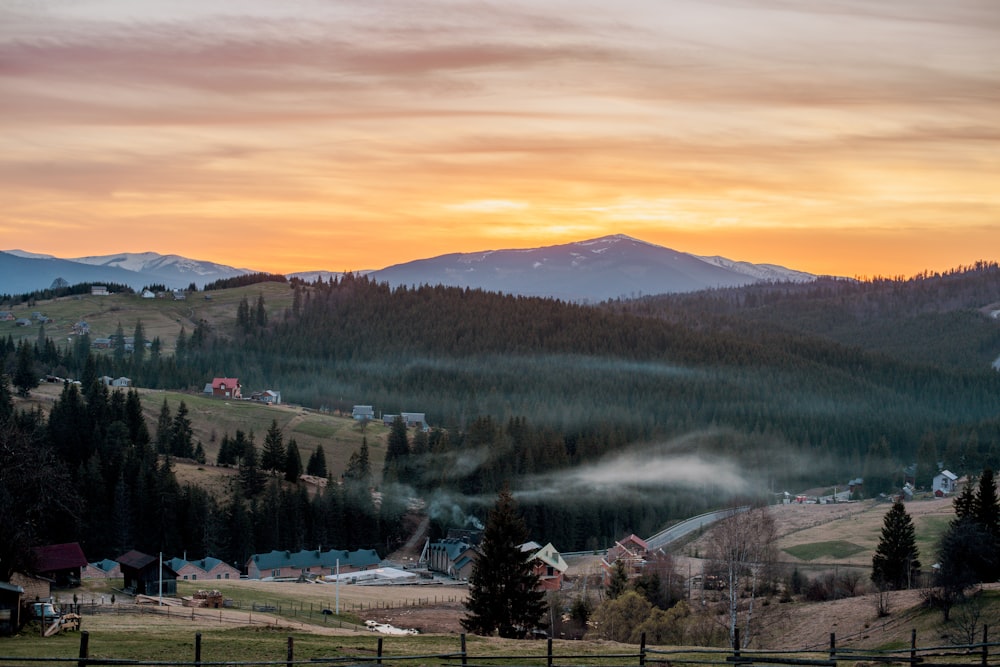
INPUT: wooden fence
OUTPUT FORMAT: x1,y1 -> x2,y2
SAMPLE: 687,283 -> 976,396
3,627 -> 1000,667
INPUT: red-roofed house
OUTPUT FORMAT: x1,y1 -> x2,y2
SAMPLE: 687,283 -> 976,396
33,543 -> 88,587
210,378 -> 242,399
601,534 -> 650,585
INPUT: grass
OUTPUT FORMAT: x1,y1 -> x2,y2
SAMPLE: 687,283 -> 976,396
782,540 -> 866,561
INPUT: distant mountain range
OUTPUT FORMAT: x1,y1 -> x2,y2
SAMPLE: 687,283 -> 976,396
2,235 -> 817,301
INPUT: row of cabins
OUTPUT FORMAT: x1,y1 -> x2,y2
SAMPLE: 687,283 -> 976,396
202,377 -> 281,404
246,548 -> 380,580
352,406 -> 428,430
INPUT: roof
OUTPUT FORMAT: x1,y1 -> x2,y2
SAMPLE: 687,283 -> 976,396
0,581 -> 24,595
33,543 -> 88,572
88,559 -> 121,573
212,378 -> 240,389
430,539 -> 475,560
527,543 -> 568,574
117,550 -> 157,570
248,548 -> 380,571
938,470 -> 958,481
166,556 -> 236,573
619,534 -> 649,551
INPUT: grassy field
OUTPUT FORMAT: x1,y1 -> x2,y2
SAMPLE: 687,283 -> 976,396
2,282 -> 294,354
782,539 -> 866,561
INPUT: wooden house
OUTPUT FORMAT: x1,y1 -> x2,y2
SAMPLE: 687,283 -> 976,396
933,470 -> 959,495
522,542 -> 568,591
427,539 -> 478,581
117,550 -> 178,597
165,556 -> 240,582
82,559 -> 122,579
601,534 -> 649,584
9,572 -> 50,602
33,542 -> 88,587
210,378 -> 242,399
352,405 -> 375,421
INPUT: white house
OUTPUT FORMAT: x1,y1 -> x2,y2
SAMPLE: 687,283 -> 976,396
932,470 -> 959,495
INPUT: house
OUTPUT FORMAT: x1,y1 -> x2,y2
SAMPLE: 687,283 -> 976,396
352,405 -> 375,421
33,542 -> 88,587
117,550 -> 178,596
933,470 -> 959,495
9,572 -> 50,603
82,559 -> 122,579
0,581 -> 24,636
141,289 -> 156,299
165,556 -> 240,582
245,548 -> 380,580
93,337 -> 112,349
99,375 -> 115,386
522,542 -> 569,591
210,378 -> 242,399
72,321 -> 90,334
251,390 -> 281,405
601,534 -> 649,584
427,539 -> 478,580
400,412 -> 427,429
91,286 -> 109,296
0,311 -> 14,321
14,318 -> 31,327
112,377 -> 131,388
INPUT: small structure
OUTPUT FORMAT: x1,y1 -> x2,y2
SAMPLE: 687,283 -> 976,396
172,290 -> 187,300
352,405 -> 375,421
427,539 -> 478,580
117,550 -> 178,597
400,412 -> 427,429
14,318 -> 31,327
210,378 -> 242,399
0,311 -> 14,321
72,321 -> 90,334
91,286 -> 109,296
111,377 -> 131,388
0,581 -> 24,636
141,289 -> 156,299
82,559 -> 122,579
522,542 -> 569,591
33,543 -> 88,588
165,556 -> 241,582
9,572 -> 50,602
250,390 -> 281,405
601,534 -> 649,584
245,548 -> 380,580
933,470 -> 959,495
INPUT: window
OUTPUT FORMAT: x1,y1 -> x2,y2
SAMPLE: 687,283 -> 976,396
192,574 -> 197,580
224,573 -> 230,579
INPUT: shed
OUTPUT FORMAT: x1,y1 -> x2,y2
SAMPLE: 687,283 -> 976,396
0,581 -> 23,636
33,543 -> 88,587
117,550 -> 178,597
933,470 -> 958,495
352,405 -> 375,421
82,559 -> 122,579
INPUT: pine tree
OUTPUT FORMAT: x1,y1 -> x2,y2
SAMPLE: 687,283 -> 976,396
307,445 -> 328,478
13,340 -> 37,397
155,399 -> 172,454
169,400 -> 194,458
606,560 -> 630,600
132,319 -> 146,370
383,417 -> 410,482
972,468 -> 1000,541
871,500 -> 921,590
284,439 -> 303,483
462,486 -> 546,638
261,419 -> 286,474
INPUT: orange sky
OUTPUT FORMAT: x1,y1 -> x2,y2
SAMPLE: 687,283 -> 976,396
1,0 -> 998,278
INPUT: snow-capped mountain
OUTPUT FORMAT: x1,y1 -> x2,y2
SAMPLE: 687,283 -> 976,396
370,234 -> 816,302
2,236 -> 817,300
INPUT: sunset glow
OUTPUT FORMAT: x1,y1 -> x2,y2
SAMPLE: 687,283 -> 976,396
1,0 -> 998,278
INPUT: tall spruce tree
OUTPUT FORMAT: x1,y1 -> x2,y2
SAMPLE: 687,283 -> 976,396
284,439 -> 303,483
871,500 -> 921,590
307,445 -> 328,478
261,419 -> 286,474
462,486 -> 546,638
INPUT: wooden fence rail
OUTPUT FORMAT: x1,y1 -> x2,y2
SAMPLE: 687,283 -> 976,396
2,627 -> 999,667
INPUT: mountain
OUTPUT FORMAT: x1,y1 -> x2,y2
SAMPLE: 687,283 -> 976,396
3,236 -> 815,300
370,234 -> 815,302
1,250 -> 254,294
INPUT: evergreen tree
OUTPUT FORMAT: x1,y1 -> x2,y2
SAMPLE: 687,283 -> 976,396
113,321 -> 126,367
132,319 -> 146,369
345,439 -> 372,485
255,294 -> 268,328
307,445 -> 328,478
169,400 -> 194,458
13,340 -> 37,397
284,439 -> 303,483
871,500 -> 921,590
972,468 -> 1000,541
462,486 -> 546,638
606,560 -> 630,600
155,399 -> 172,454
261,419 -> 286,473
915,434 -> 938,490
383,416 -> 410,482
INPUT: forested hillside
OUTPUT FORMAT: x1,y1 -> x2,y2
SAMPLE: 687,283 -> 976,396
3,268 -> 1000,568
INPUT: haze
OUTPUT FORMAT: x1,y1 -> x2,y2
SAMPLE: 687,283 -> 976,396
1,0 -> 997,278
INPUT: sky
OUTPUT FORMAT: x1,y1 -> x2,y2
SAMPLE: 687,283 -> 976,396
1,0 -> 998,278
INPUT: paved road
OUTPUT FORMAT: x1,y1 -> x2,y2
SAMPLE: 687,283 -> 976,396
644,505 -> 750,552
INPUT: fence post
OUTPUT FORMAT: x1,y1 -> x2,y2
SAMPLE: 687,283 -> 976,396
547,637 -> 553,667
287,636 -> 294,667
195,633 -> 202,667
377,637 -> 383,667
910,629 -> 917,666
734,628 -> 742,665
829,633 -> 836,662
77,630 -> 90,667
982,625 -> 988,667
461,633 -> 467,667
639,632 -> 646,667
